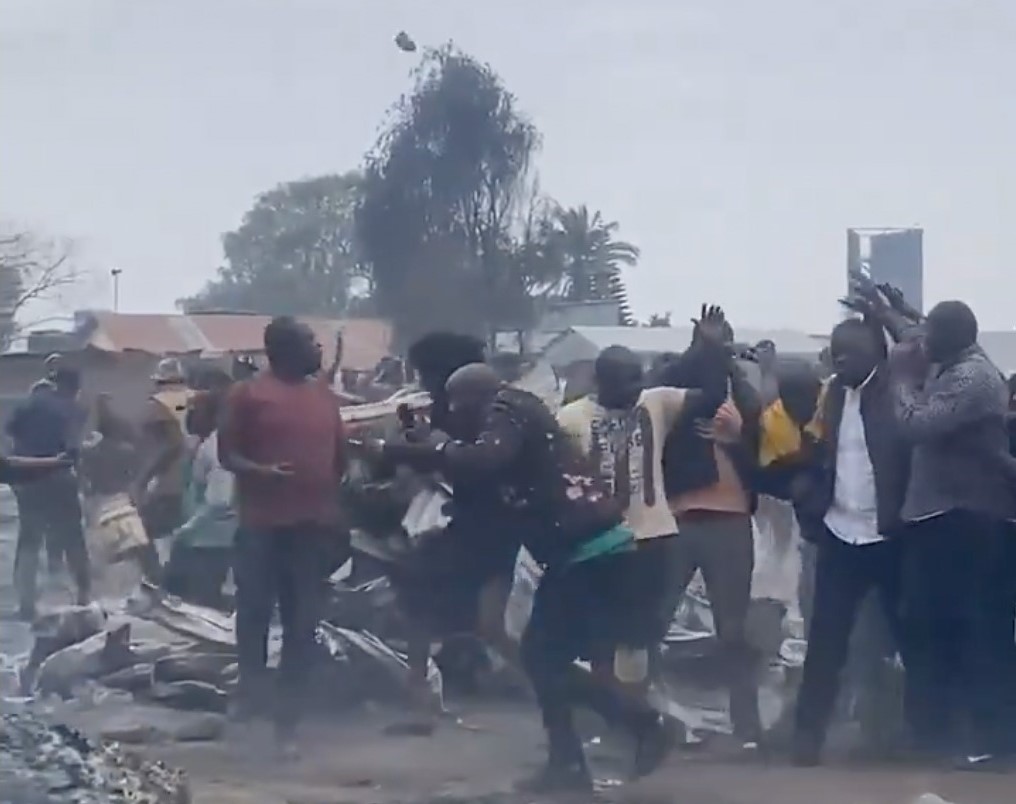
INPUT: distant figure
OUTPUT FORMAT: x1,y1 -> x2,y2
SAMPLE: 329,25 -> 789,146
43,352 -> 63,382
164,390 -> 236,609
134,357 -> 192,571
79,395 -> 149,595
754,339 -> 779,407
7,369 -> 90,619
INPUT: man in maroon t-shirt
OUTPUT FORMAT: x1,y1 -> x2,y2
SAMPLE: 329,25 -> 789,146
219,316 -> 347,753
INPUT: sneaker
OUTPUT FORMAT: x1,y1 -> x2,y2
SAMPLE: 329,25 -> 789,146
739,737 -> 771,761
513,761 -> 593,794
953,753 -> 1011,773
633,714 -> 677,778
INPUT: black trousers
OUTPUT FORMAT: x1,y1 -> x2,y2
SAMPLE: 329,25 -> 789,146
900,512 -> 1010,755
13,473 -> 90,610
233,525 -> 329,731
794,530 -> 901,746
520,552 -> 659,766
164,544 -> 233,609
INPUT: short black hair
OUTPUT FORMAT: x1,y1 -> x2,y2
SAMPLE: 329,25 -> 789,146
594,345 -> 641,378
831,317 -> 887,357
53,367 -> 81,394
928,300 -> 978,349
407,332 -> 485,381
263,316 -> 306,364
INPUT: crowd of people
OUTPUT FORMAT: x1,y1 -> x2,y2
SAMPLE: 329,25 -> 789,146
3,286 -> 1016,790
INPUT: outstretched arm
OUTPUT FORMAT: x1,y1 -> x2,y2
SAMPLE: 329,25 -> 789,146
382,402 -> 524,477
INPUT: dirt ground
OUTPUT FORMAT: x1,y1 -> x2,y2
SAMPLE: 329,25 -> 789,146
52,698 -> 1012,804
1,503 -> 1012,804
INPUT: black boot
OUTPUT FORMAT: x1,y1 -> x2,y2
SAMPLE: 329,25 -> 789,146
633,713 -> 677,778
516,719 -> 593,794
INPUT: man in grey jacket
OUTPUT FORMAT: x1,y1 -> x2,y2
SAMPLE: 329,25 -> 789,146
890,300 -> 1015,767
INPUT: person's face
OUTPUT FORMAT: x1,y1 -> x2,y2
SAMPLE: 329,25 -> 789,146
446,387 -> 488,434
756,343 -> 776,371
830,327 -> 879,388
779,372 -> 821,427
186,399 -> 216,438
596,356 -> 643,409
922,313 -> 950,364
290,325 -> 322,375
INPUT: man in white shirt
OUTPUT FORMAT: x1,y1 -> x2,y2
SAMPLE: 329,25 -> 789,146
791,318 -> 909,766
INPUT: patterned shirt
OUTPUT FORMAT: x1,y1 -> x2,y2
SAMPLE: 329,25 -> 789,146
895,346 -> 1015,522
558,387 -> 686,540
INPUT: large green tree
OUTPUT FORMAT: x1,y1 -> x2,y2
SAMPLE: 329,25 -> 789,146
180,173 -> 365,315
356,46 -> 546,347
550,205 -> 639,325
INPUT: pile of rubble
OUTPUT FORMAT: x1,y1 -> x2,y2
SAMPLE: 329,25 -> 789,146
0,711 -> 190,804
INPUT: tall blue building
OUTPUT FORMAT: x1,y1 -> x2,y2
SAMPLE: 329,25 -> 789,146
847,227 -> 924,313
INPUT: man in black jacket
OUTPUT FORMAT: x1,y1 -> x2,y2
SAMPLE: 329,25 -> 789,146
790,317 -> 910,766
368,364 -> 672,793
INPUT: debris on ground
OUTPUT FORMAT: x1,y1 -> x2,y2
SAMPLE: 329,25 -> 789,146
0,711 -> 191,804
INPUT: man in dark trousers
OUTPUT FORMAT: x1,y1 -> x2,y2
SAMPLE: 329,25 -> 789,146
367,363 -> 673,793
890,300 -> 1016,767
219,316 -> 348,756
789,317 -> 910,766
656,308 -> 765,750
7,369 -> 90,619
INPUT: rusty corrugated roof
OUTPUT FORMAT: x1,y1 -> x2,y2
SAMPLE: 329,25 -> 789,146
85,312 -> 392,371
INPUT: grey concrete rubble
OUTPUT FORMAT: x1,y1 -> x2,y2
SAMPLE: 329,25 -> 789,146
0,711 -> 190,804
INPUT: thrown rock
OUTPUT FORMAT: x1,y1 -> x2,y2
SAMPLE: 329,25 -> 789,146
150,680 -> 228,712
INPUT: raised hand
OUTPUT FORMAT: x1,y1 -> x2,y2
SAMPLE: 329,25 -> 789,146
691,303 -> 729,344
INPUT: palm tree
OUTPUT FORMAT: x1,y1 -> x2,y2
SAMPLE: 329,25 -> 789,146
551,205 -> 639,325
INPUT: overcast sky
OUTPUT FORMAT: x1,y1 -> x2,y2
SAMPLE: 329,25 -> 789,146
1,0 -> 1013,332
